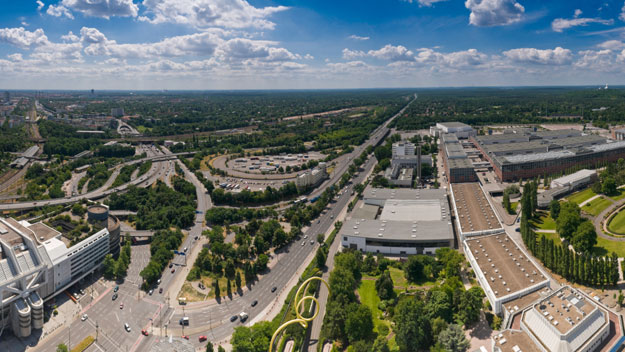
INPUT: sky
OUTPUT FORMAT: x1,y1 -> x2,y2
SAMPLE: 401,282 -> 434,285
2,0 -> 625,89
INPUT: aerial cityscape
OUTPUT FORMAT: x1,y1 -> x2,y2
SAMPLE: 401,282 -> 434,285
4,1 -> 625,352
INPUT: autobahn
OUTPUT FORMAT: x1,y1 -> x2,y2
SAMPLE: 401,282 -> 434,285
0,151 -> 197,211
26,94 -> 416,352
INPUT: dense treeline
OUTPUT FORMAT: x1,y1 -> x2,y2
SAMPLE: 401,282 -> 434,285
211,182 -> 301,206
39,120 -> 106,157
140,229 -> 183,288
111,164 -> 137,188
107,181 -> 196,230
392,88 -> 625,130
95,145 -> 135,158
85,163 -> 111,192
24,163 -> 70,199
520,180 -> 619,287
102,239 -> 131,280
205,207 -> 276,226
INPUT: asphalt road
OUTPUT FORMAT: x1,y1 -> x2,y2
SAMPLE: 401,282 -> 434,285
0,150 -> 195,211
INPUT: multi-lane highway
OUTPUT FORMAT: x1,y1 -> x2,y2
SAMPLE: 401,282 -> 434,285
26,94 -> 416,352
0,150 -> 196,211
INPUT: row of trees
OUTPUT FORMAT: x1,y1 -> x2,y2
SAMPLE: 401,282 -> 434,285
103,239 -> 131,280
211,182 -> 301,206
139,229 -> 183,288
205,207 -> 276,226
521,181 -> 619,287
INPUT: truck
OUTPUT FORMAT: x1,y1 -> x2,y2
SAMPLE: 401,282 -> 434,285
179,317 -> 189,326
239,312 -> 248,322
309,195 -> 320,203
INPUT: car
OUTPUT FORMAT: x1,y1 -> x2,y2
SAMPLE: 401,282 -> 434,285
271,286 -> 277,293
182,335 -> 189,340
251,300 -> 258,307
303,235 -> 308,239
112,293 -> 118,300
230,315 -> 238,322
171,268 -> 175,273
114,285 -> 119,292
169,263 -> 173,268
199,336 -> 207,342
239,312 -> 248,322
149,289 -> 153,295
159,288 -> 163,294
141,329 -> 149,336
310,240 -> 314,245
301,241 -> 305,246
124,323 -> 131,332
157,279 -> 161,285
120,303 -> 124,309
184,247 -> 188,252
79,289 -> 85,295
515,227 -> 520,232
81,314 -> 88,321
330,215 -> 334,219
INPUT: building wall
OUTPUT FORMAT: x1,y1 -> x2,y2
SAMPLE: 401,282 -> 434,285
341,235 -> 452,255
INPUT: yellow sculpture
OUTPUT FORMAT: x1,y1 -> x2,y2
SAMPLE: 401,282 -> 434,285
269,276 -> 330,352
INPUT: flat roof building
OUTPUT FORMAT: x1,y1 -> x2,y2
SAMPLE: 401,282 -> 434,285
441,133 -> 478,183
464,233 -> 550,315
450,183 -> 503,238
430,122 -> 476,138
472,129 -> 625,181
342,187 -> 453,255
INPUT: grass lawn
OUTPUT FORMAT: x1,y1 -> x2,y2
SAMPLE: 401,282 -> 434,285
567,188 -> 597,205
536,232 -> 560,243
510,202 -> 518,213
358,280 -> 388,333
608,209 -> 625,235
530,212 -> 556,231
593,236 -> 625,257
581,197 -> 613,217
609,189 -> 625,202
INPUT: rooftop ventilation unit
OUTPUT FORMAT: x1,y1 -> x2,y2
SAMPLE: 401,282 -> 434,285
0,226 -> 7,235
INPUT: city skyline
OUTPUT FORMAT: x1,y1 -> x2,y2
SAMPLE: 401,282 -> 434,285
2,0 -> 625,89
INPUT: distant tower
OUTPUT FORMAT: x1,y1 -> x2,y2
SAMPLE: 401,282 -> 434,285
416,145 -> 422,188
91,89 -> 95,95
3,91 -> 9,103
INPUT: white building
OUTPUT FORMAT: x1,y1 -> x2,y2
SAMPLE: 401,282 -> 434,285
550,169 -> 597,189
464,233 -> 550,315
0,218 -> 110,338
430,122 -> 476,138
392,142 -> 415,158
295,162 -> 327,189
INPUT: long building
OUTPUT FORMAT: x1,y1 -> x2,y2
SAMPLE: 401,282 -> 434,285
0,217 -> 111,338
441,133 -> 478,183
471,129 -> 625,181
341,188 -> 454,255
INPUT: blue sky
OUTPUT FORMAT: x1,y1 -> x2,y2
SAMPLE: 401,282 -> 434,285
1,0 -> 625,89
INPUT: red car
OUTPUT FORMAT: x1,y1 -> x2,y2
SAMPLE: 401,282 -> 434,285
119,303 -> 124,309
199,336 -> 207,342
182,335 -> 189,340
171,268 -> 175,273
141,329 -> 149,336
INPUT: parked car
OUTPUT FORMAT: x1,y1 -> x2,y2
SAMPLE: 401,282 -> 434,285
149,289 -> 153,295
141,329 -> 149,336
199,336 -> 207,342
114,286 -> 119,292
171,268 -> 175,273
81,314 -> 88,321
251,300 -> 258,307
271,287 -> 277,293
112,293 -> 118,300
159,288 -> 163,294
120,303 -> 124,309
230,315 -> 238,322
124,323 -> 131,332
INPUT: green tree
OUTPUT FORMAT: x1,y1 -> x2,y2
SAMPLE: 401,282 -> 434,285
394,298 -> 432,352
425,290 -> 452,322
437,324 -> 470,352
375,270 -> 395,300
430,317 -> 449,342
571,221 -> 597,253
213,280 -> 220,298
457,286 -> 484,325
372,335 -> 390,352
404,255 -> 424,283
317,233 -> 325,244
502,192 -> 512,214
235,271 -> 242,289
316,248 -> 327,269
218,346 -> 226,352
345,305 -> 374,343
549,200 -> 560,220
206,341 -> 214,352
102,254 -> 115,279
591,182 -> 602,194
56,344 -> 69,352
602,177 -> 617,195
556,202 -> 581,241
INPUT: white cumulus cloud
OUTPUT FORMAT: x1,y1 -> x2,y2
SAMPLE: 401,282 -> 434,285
464,0 -> 525,27
0,27 -> 49,48
47,4 -> 74,19
342,48 -> 365,60
139,0 -> 288,30
367,44 -> 414,61
551,10 -> 613,32
55,0 -> 138,19
503,47 -> 573,65
36,0 -> 45,11
348,35 -> 369,41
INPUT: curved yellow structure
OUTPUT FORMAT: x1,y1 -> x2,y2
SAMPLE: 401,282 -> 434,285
269,276 -> 330,352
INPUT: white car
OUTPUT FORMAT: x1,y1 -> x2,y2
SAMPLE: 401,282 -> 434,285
301,241 -> 305,246
81,314 -> 88,321
303,235 -> 308,239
